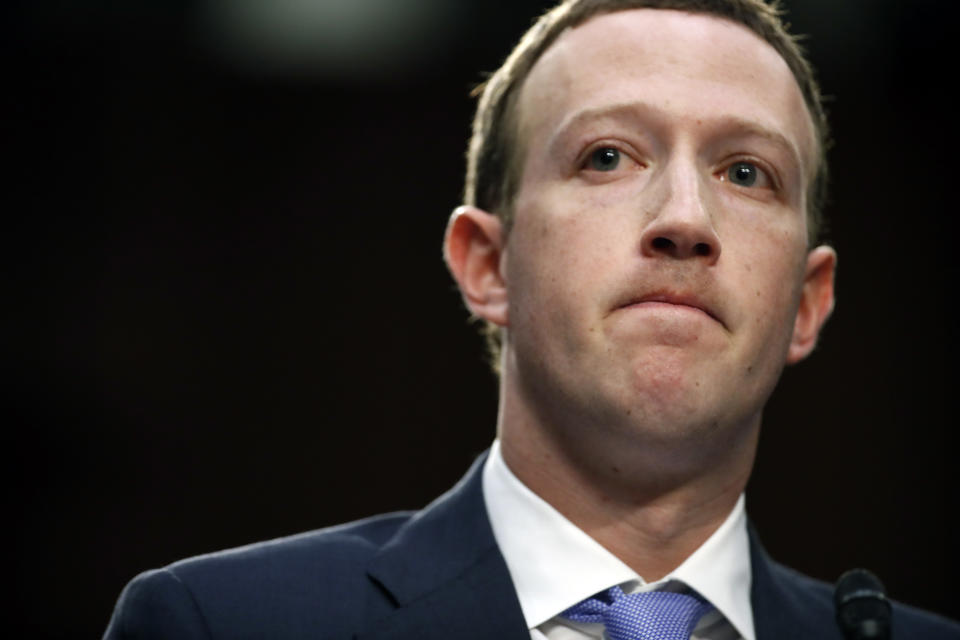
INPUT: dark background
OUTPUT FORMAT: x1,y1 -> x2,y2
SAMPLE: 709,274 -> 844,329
8,0 -> 958,636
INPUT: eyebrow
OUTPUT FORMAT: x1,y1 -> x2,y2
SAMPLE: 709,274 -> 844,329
547,101 -> 809,174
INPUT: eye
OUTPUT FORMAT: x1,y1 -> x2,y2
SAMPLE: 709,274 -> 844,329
728,162 -> 757,186
588,147 -> 621,172
722,161 -> 773,189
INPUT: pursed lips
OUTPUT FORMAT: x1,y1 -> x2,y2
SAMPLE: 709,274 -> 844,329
619,292 -> 725,328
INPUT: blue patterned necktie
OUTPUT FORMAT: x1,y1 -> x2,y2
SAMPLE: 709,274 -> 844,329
562,585 -> 713,640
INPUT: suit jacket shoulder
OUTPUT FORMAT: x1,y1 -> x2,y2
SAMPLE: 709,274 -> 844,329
105,512 -> 412,639
104,454 -> 529,640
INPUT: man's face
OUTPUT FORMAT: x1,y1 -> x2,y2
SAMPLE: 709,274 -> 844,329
500,9 -> 828,441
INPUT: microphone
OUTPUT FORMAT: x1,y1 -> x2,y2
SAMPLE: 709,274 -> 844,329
834,568 -> 892,640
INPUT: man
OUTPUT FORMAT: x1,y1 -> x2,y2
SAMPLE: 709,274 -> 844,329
104,1 -> 960,638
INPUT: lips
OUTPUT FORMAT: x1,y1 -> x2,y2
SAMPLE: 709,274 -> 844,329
619,291 -> 724,327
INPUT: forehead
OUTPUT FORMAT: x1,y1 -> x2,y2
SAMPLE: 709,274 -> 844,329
514,9 -> 816,174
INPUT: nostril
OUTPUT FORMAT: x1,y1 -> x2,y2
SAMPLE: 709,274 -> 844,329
645,235 -> 717,260
652,237 -> 674,251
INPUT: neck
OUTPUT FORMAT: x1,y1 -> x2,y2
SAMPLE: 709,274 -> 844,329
497,374 -> 759,582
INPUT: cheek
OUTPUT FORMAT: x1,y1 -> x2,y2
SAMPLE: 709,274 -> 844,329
719,202 -> 798,279
506,204 -> 616,346
733,216 -> 805,285
735,230 -> 807,352
511,194 -> 622,283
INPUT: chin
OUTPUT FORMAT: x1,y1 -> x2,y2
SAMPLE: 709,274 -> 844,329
622,402 -> 716,438
625,354 -> 708,402
611,367 -> 732,435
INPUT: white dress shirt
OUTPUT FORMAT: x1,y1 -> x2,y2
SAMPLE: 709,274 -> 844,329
482,439 -> 755,640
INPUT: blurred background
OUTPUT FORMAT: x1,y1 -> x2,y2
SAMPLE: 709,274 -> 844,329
7,0 -> 958,636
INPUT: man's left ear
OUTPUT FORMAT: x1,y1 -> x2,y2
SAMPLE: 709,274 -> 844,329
786,245 -> 837,364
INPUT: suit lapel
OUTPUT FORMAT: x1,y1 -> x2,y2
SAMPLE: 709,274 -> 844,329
362,456 -> 852,640
358,452 -> 529,640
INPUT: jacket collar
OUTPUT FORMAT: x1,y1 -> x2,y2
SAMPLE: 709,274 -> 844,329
360,450 -> 840,640
359,452 -> 529,640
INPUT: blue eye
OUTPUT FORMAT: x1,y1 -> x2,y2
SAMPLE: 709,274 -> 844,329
589,147 -> 621,171
727,161 -> 759,187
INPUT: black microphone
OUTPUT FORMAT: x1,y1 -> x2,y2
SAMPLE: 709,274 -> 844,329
834,568 -> 892,640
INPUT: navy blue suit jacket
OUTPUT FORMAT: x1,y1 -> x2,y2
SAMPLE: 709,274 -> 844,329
104,453 -> 959,639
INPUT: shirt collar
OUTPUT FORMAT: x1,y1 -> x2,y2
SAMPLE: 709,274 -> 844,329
482,439 -> 755,640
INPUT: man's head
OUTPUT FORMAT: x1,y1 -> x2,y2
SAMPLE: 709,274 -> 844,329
465,0 -> 829,241
444,1 -> 835,460
456,0 -> 831,374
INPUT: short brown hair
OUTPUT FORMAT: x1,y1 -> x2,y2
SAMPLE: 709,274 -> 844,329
462,0 -> 830,371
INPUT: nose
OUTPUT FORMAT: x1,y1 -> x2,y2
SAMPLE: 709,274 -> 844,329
639,162 -> 721,264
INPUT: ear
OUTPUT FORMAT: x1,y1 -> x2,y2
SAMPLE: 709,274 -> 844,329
786,245 -> 837,364
443,205 -> 509,327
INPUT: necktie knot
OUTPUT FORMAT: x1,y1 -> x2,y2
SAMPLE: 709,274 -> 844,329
563,585 -> 713,640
